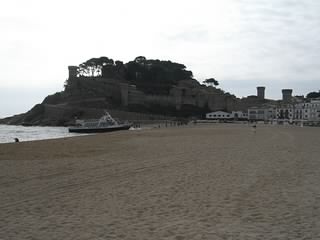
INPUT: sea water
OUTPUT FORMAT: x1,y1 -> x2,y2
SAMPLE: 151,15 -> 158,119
0,125 -> 83,143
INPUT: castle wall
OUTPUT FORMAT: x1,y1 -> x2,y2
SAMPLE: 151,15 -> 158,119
120,83 -> 129,106
182,90 -> 197,105
65,67 -> 248,114
145,95 -> 175,107
226,96 -> 236,112
120,83 -> 145,106
128,85 -> 145,105
208,93 -> 226,111
195,92 -> 208,108
170,87 -> 183,110
66,77 -> 122,103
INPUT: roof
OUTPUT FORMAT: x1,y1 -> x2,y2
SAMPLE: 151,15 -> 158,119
206,111 -> 230,115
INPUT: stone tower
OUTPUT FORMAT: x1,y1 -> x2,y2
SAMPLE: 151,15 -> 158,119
257,86 -> 265,100
282,89 -> 293,102
68,66 -> 78,79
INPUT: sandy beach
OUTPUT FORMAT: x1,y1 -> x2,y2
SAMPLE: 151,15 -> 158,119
0,124 -> 320,239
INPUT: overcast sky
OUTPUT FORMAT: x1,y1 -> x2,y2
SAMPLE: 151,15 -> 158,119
1,0 -> 319,117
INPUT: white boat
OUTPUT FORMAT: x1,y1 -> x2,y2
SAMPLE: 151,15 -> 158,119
68,111 -> 132,133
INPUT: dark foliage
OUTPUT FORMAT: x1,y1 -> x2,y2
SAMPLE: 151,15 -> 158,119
70,56 -> 194,95
126,57 -> 193,94
306,91 -> 320,99
203,78 -> 219,86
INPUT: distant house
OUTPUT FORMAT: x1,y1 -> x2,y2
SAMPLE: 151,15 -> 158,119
274,100 -> 320,122
248,107 -> 276,121
206,111 -> 248,120
293,100 -> 320,121
206,111 -> 232,120
231,111 -> 248,120
276,104 -> 295,121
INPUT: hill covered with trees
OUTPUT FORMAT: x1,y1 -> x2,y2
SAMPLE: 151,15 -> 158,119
1,56 -> 234,126
65,56 -> 195,95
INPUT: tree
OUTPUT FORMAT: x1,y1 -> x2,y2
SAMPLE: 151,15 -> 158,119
134,56 -> 147,64
78,57 -> 115,77
125,57 -> 194,94
78,58 -> 100,77
306,90 -> 320,99
71,56 -> 195,94
98,56 -> 114,66
203,78 -> 219,87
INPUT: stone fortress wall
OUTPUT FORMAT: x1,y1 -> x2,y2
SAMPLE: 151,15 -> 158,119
67,66 -> 238,112
67,66 -> 300,114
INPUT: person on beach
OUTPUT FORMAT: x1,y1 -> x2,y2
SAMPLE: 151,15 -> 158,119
14,138 -> 19,142
252,124 -> 257,133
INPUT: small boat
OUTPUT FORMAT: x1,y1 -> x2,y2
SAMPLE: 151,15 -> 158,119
68,111 -> 132,133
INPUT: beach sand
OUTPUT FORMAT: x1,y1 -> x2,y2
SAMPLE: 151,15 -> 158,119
0,124 -> 320,239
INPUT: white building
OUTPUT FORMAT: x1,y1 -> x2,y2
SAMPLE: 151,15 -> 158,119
248,107 -> 276,121
252,100 -> 320,123
207,100 -> 320,123
206,111 -> 248,120
206,111 -> 231,120
231,111 -> 248,120
294,100 -> 320,121
276,104 -> 295,121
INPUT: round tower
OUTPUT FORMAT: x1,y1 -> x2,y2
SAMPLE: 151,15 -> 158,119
257,86 -> 265,100
282,89 -> 293,102
68,66 -> 78,79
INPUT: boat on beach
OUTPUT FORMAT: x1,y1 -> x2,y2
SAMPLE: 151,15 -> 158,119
68,111 -> 132,133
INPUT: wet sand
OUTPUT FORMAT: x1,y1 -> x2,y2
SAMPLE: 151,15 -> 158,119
0,124 -> 320,239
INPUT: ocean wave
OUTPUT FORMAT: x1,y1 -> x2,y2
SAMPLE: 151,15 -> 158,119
0,125 -> 82,143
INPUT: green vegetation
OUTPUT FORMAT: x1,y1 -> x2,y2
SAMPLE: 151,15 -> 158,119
203,78 -> 219,87
306,90 -> 320,99
126,56 -> 193,94
67,56 -> 195,95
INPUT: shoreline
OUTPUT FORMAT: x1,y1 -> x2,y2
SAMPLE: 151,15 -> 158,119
0,120 -> 189,144
0,120 -> 315,145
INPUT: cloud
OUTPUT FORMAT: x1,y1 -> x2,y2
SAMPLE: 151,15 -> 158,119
168,27 -> 210,43
0,0 -> 320,116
